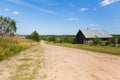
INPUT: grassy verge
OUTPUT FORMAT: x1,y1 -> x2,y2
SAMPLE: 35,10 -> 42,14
9,45 -> 45,80
0,36 -> 38,61
46,41 -> 120,55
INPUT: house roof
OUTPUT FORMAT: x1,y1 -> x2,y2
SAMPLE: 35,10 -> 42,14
80,30 -> 112,38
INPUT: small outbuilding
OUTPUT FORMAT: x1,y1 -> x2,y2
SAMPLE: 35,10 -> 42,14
74,29 -> 112,44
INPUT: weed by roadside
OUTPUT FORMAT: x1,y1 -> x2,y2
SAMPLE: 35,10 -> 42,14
46,41 -> 120,55
0,36 -> 37,61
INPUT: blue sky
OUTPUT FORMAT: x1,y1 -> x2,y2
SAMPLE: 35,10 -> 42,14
0,0 -> 120,35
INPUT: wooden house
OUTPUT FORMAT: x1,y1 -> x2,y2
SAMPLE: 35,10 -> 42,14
74,29 -> 112,44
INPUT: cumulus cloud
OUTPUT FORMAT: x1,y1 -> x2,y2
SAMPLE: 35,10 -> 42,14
90,24 -> 98,27
78,8 -> 89,12
4,8 -> 9,11
13,11 -> 19,15
68,17 -> 79,21
100,0 -> 119,6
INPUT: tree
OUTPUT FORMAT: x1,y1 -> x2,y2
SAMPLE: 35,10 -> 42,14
0,16 -> 17,36
26,31 -> 40,42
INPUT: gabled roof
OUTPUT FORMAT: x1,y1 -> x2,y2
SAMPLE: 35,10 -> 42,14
80,29 -> 112,38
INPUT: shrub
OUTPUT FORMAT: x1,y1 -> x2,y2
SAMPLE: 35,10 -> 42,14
106,39 -> 112,45
54,37 -> 61,43
40,35 -> 75,43
92,36 -> 102,46
60,36 -> 74,43
48,36 -> 56,42
26,31 -> 40,42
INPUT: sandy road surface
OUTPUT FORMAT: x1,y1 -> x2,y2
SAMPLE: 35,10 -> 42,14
41,42 -> 120,80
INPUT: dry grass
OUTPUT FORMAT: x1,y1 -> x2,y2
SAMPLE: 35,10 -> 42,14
0,36 -> 38,60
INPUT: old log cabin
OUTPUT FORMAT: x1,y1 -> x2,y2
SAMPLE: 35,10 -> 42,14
74,29 -> 112,44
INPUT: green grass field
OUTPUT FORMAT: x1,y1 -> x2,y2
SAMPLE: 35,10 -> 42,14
46,42 -> 120,55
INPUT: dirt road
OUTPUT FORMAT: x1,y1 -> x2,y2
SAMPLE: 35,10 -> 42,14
0,42 -> 120,80
41,42 -> 120,80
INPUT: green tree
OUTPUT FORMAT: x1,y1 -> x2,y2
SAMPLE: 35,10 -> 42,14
26,31 -> 40,42
0,16 -> 17,36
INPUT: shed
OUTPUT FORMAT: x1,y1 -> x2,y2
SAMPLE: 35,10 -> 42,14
74,29 -> 112,44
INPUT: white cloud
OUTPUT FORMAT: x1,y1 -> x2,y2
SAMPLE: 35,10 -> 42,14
90,24 -> 98,27
4,8 -> 9,11
78,8 -> 89,12
100,0 -> 119,6
13,11 -> 19,15
68,17 -> 79,21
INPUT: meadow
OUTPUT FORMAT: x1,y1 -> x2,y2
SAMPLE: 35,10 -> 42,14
0,36 -> 37,61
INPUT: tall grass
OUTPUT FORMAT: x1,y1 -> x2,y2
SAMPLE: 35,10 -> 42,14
46,42 -> 120,55
0,36 -> 37,61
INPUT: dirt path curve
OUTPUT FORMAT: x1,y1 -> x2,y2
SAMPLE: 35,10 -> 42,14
41,41 -> 120,80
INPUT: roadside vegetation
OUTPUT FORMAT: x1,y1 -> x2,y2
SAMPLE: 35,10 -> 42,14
46,41 -> 120,55
26,31 -> 40,42
40,35 -> 75,43
0,16 -> 38,61
0,36 -> 37,61
45,35 -> 120,55
8,45 -> 44,80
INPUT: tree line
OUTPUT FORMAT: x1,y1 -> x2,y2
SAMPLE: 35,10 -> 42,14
40,35 -> 75,43
26,30 -> 120,47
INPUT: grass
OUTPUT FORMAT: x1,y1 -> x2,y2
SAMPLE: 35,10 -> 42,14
46,41 -> 120,55
0,36 -> 38,61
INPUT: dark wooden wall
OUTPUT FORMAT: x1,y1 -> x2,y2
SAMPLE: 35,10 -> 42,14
74,30 -> 85,44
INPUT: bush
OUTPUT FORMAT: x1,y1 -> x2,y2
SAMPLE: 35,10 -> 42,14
105,39 -> 112,45
54,37 -> 61,43
60,36 -> 74,43
92,36 -> 102,46
26,31 -> 40,42
40,35 -> 75,43
48,36 -> 56,42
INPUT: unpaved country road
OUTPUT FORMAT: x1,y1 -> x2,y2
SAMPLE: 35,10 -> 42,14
41,42 -> 120,80
0,42 -> 120,80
